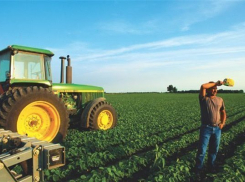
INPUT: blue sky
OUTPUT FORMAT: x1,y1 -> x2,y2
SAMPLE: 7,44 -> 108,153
0,0 -> 245,92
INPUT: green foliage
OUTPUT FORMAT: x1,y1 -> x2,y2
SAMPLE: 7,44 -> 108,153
44,93 -> 245,181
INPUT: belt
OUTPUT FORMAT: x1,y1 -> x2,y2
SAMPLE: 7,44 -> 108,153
207,123 -> 219,127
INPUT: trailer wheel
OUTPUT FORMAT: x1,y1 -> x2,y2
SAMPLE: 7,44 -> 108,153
0,86 -> 69,143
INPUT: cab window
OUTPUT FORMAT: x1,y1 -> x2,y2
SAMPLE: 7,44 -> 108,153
0,52 -> 10,82
13,52 -> 45,80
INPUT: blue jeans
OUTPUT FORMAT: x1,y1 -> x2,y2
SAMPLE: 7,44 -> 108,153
195,124 -> 221,170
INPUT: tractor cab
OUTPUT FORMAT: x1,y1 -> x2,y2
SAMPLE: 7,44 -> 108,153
0,45 -> 53,93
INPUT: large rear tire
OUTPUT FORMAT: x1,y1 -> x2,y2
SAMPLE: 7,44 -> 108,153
0,86 -> 69,143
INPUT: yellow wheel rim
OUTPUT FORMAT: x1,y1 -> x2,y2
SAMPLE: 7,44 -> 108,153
97,110 -> 113,130
17,101 -> 60,142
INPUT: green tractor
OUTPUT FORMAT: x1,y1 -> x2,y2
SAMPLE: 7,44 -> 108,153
0,45 -> 117,143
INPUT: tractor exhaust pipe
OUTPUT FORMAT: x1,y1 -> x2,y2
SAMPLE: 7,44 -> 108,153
66,55 -> 72,83
59,56 -> 66,83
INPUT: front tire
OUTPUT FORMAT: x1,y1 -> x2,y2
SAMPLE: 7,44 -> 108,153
0,86 -> 69,143
81,99 -> 117,130
89,101 -> 117,130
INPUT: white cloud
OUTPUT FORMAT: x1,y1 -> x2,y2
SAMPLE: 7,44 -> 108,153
95,1 -> 239,34
71,30 -> 245,63
175,0 -> 239,31
50,22 -> 245,92
189,58 -> 245,70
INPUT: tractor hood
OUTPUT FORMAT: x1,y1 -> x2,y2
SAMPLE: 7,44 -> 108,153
52,83 -> 104,93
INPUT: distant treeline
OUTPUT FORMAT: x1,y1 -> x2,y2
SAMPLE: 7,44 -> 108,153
177,89 -> 244,93
106,90 -> 244,94
105,92 -> 162,94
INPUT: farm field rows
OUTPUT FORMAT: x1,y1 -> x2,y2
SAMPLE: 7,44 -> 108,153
46,93 -> 245,182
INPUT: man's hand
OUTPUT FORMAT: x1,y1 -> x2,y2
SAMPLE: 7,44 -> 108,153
220,110 -> 226,130
219,123 -> 225,129
216,80 -> 223,86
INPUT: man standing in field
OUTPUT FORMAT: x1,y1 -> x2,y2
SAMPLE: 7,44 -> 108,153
195,80 -> 226,174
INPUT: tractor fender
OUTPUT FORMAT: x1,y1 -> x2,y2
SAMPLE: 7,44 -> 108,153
80,97 -> 106,128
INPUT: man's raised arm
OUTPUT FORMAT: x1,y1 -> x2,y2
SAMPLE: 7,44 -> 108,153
199,81 -> 223,97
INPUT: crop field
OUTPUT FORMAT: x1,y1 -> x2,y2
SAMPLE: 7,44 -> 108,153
46,93 -> 245,182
